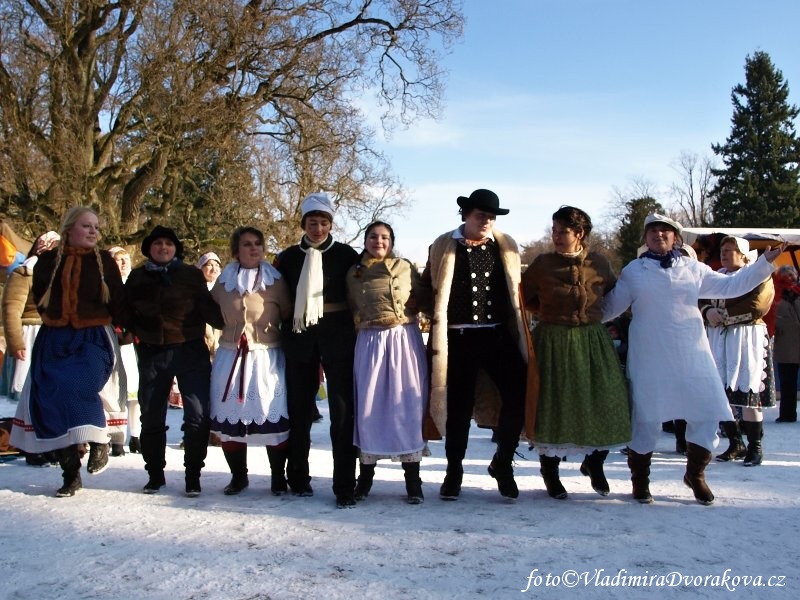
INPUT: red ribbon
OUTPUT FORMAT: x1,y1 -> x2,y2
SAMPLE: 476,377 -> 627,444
222,333 -> 249,403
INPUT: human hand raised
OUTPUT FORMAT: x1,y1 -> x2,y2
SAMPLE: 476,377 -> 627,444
763,243 -> 787,263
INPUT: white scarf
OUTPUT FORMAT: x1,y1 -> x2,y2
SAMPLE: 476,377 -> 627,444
219,260 -> 281,296
292,235 -> 332,332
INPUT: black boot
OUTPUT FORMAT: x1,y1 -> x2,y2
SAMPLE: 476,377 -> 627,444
683,442 -> 714,505
87,442 -> 109,475
222,446 -> 249,495
627,450 -> 653,504
266,445 -> 288,496
141,428 -> 168,493
488,453 -> 519,499
742,421 -> 764,467
354,463 -> 376,501
674,419 -> 687,455
129,436 -> 141,454
716,420 -> 746,462
439,461 -> 463,500
183,425 -> 210,497
402,462 -> 424,504
539,455 -> 567,500
579,450 -> 610,496
56,445 -> 83,497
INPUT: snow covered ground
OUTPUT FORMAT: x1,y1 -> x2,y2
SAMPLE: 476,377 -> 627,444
2,395 -> 798,599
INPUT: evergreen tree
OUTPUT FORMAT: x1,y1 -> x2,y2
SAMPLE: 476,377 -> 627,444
617,196 -> 664,265
711,51 -> 800,227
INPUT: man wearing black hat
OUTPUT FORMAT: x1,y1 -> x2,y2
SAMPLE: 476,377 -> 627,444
125,225 -> 224,497
421,189 -> 528,500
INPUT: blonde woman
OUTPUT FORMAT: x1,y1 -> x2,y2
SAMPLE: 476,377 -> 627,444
10,207 -> 127,497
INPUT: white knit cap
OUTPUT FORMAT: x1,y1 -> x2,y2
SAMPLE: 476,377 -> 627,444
301,192 -> 335,220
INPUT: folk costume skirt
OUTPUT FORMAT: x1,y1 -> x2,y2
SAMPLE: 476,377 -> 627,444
209,343 -> 290,447
10,324 -> 118,452
533,322 -> 631,457
353,323 -> 427,463
707,323 -> 776,409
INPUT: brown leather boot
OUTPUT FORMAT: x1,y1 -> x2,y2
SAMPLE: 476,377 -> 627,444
627,450 -> 653,504
683,442 -> 714,505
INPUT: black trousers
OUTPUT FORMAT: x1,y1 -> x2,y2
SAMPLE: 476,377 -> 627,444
444,326 -> 526,465
284,328 -> 357,496
136,338 -> 211,476
778,362 -> 799,421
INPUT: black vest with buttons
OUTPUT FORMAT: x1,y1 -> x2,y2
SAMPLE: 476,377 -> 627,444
447,240 -> 509,326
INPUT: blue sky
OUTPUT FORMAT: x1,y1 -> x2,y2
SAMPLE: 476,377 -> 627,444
366,0 -> 800,263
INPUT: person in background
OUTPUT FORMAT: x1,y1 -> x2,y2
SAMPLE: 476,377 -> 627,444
2,231 -> 60,466
125,226 -> 224,497
2,232 -> 60,401
346,221 -> 430,504
603,214 -> 782,505
209,227 -> 292,496
774,265 -> 800,423
274,193 -> 360,508
701,236 -> 775,467
108,246 -> 141,454
420,189 -> 528,501
10,207 -> 126,496
521,206 -> 630,499
198,252 -> 222,290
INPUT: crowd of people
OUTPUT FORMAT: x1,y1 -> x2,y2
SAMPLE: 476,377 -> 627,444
3,193 -> 791,507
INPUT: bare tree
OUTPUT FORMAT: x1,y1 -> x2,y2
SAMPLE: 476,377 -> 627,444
668,151 -> 716,227
0,0 -> 464,250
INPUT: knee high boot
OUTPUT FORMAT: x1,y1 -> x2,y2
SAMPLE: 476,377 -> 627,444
742,421 -> 763,466
222,444 -> 249,495
715,420 -> 746,462
539,455 -> 567,500
580,450 -> 610,496
627,450 -> 653,504
674,419 -> 687,455
56,445 -> 83,497
354,463 -> 376,501
266,444 -> 288,496
402,461 -> 424,504
683,443 -> 714,505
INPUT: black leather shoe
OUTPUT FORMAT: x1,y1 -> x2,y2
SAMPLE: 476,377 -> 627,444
336,494 -> 356,508
488,458 -> 519,499
142,473 -> 166,494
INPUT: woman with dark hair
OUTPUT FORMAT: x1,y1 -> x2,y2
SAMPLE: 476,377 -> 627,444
346,221 -> 430,504
521,206 -> 630,499
603,214 -> 782,505
209,226 -> 292,495
10,207 -> 126,496
125,225 -> 224,497
274,193 -> 360,508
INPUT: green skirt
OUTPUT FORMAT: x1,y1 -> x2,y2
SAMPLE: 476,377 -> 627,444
533,322 -> 631,454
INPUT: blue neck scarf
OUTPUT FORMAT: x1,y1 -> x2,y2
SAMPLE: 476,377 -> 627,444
641,249 -> 681,268
145,257 -> 182,285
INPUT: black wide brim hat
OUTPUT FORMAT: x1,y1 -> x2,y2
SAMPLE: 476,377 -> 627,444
141,225 -> 184,259
456,188 -> 509,215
